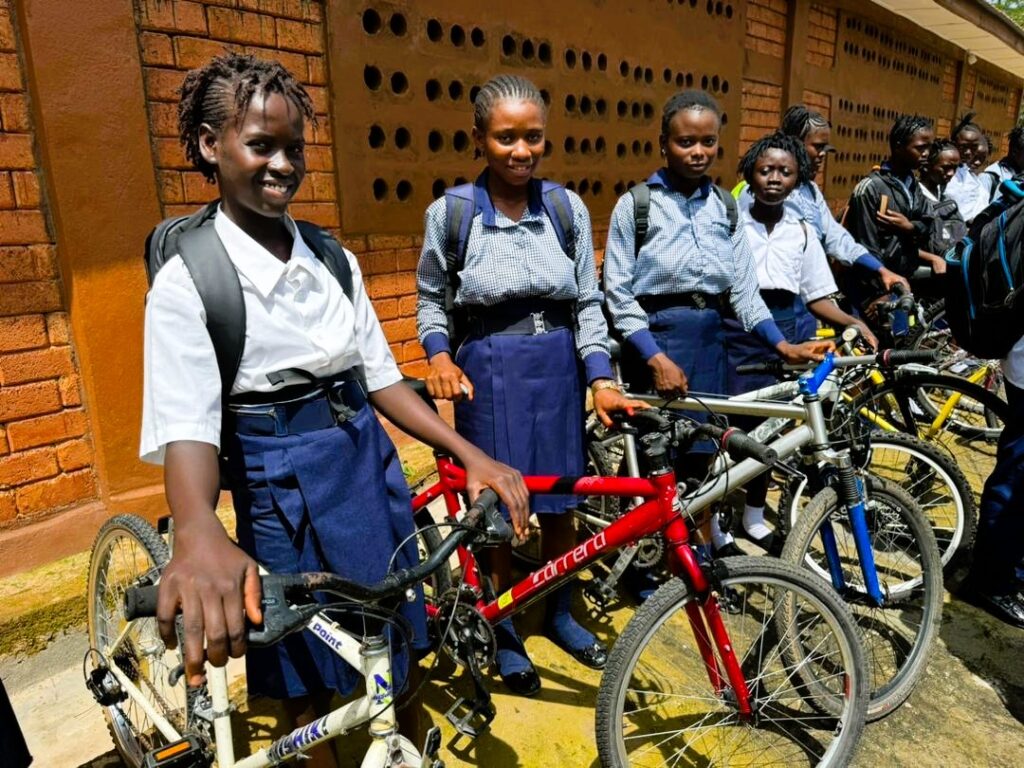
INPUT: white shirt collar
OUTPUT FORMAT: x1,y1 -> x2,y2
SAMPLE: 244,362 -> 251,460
213,207 -> 320,298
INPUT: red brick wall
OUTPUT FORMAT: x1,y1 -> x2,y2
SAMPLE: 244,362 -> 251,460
739,80 -> 782,158
806,4 -> 837,69
745,0 -> 787,58
0,0 -> 97,527
133,0 -> 425,372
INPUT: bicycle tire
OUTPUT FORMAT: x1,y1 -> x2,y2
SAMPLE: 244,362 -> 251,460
781,479 -> 943,720
847,371 -> 1007,442
595,556 -> 868,767
87,514 -> 194,767
780,432 -> 976,575
414,506 -> 453,601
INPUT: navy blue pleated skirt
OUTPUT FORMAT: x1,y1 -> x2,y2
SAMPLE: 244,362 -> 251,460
454,326 -> 584,515
724,292 -> 817,396
225,403 -> 426,699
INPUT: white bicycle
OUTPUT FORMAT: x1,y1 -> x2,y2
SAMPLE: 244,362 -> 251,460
85,491 -> 505,768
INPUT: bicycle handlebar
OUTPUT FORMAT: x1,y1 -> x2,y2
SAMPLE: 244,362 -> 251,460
735,348 -> 938,376
124,490 -> 505,645
616,411 -> 777,465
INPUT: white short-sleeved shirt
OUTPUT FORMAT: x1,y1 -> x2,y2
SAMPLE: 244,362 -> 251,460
140,209 -> 402,464
741,210 -> 837,304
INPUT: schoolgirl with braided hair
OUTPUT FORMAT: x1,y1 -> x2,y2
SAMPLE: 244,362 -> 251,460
945,111 -> 990,221
737,104 -> 907,294
843,113 -> 936,316
416,73 -> 641,696
142,53 -> 528,765
725,133 -> 874,551
603,92 -> 831,559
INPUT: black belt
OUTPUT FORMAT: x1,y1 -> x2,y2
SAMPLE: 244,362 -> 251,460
463,299 -> 574,337
637,292 -> 725,313
760,289 -> 798,310
228,371 -> 367,436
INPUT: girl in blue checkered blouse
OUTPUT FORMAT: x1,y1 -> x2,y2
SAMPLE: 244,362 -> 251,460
416,74 -> 643,696
603,90 -> 832,557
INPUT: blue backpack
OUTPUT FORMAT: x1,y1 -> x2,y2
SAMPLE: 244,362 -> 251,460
443,180 -> 576,344
944,177 -> 1024,359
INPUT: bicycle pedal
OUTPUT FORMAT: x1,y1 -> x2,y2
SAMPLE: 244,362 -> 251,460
584,579 -> 617,607
85,663 -> 127,706
142,736 -> 210,768
444,696 -> 494,739
420,725 -> 444,768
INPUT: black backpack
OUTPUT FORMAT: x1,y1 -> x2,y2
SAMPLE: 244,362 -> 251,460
443,180 -> 576,345
943,178 -> 1024,359
144,200 -> 356,398
629,181 -> 738,258
926,196 -> 967,255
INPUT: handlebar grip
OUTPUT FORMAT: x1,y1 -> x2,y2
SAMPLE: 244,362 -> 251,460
720,428 -> 779,465
879,349 -> 938,366
735,360 -> 784,376
124,584 -> 159,620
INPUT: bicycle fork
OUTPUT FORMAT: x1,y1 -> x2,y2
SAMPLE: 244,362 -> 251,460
668,517 -> 754,719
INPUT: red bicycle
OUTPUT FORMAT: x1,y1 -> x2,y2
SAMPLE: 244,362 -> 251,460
409,406 -> 869,767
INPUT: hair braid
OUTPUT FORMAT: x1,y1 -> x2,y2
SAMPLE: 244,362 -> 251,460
660,89 -> 721,136
472,74 -> 547,131
178,52 -> 315,182
888,114 -> 933,151
780,104 -> 830,139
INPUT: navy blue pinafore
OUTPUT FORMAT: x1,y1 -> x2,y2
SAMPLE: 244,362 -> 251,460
224,380 -> 426,699
454,302 -> 585,515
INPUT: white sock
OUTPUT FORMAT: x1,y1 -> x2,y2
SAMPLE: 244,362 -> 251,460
710,512 -> 734,549
743,504 -> 774,540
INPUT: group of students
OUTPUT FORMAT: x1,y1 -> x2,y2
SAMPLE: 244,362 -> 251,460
133,51 -> 1024,768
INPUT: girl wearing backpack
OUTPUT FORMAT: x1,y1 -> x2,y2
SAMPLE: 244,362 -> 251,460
602,90 -> 831,557
919,139 -> 966,269
724,133 -> 874,553
141,53 -> 529,767
416,74 -> 642,696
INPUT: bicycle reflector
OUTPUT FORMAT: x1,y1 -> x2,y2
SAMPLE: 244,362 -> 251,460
142,736 -> 210,768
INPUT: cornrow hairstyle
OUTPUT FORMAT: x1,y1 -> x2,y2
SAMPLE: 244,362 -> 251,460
925,138 -> 959,166
1009,124 -> 1024,154
780,104 -> 831,139
738,132 -> 814,186
472,74 -> 547,131
951,110 -> 982,142
178,52 -> 315,182
888,114 -> 934,151
661,89 -> 721,136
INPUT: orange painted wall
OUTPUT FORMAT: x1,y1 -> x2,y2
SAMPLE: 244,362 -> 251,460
0,0 -> 1021,576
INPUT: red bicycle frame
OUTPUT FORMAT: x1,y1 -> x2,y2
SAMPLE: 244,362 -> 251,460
412,455 -> 753,716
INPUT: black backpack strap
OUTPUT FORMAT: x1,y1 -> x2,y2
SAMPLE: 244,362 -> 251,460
443,185 -> 476,345
539,180 -> 577,260
295,221 -> 354,302
176,226 -> 246,398
712,184 -> 738,236
630,183 -> 651,259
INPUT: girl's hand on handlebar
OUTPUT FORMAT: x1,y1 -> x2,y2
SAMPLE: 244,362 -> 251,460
855,321 -> 879,351
591,384 -> 649,428
462,455 -> 529,539
878,266 -> 910,292
426,352 -> 474,402
647,352 -> 688,397
156,521 -> 262,687
777,339 -> 834,364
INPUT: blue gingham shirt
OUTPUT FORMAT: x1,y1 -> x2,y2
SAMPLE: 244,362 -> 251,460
603,170 -> 781,361
980,159 -> 1016,205
737,181 -> 883,271
417,173 -> 612,382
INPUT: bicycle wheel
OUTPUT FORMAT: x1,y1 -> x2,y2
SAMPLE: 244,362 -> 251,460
781,479 -> 943,720
781,432 -> 976,575
596,556 -> 868,767
87,514 -> 194,767
414,506 -> 453,602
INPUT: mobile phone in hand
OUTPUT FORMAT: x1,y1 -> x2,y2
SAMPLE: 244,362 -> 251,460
878,194 -> 889,215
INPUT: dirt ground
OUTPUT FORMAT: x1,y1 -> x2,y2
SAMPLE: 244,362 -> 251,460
72,562 -> 1024,768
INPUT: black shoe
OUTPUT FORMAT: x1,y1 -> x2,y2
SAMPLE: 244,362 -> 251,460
742,529 -> 784,557
712,541 -> 745,559
550,638 -> 608,670
500,666 -> 541,696
972,590 -> 1024,629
